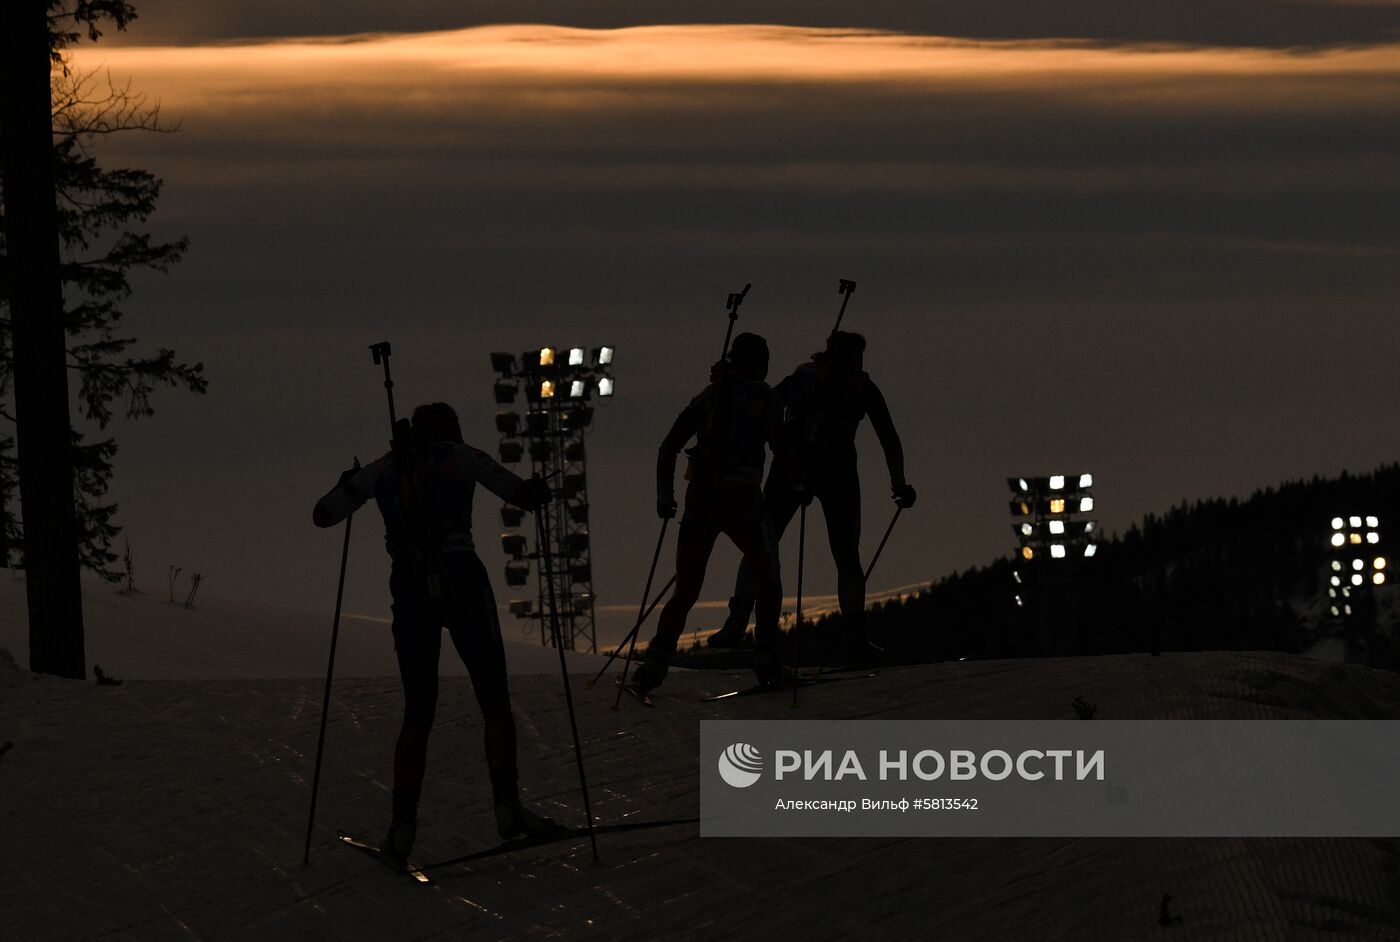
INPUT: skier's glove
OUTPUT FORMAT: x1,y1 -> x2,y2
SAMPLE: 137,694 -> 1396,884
515,476 -> 554,510
892,484 -> 917,509
657,496 -> 678,519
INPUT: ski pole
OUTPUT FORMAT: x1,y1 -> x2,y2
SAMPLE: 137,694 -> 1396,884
830,279 -> 857,335
720,283 -> 751,359
302,458 -> 358,866
534,491 -> 600,861
791,501 -> 807,706
610,519 -> 669,708
587,572 -> 676,687
815,505 -> 903,676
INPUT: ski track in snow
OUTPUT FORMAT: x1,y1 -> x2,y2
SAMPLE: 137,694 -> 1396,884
6,647 -> 1400,938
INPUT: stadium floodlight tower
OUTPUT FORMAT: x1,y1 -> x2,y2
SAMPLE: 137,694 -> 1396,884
1325,515 -> 1387,619
489,346 -> 615,653
1006,473 -> 1098,653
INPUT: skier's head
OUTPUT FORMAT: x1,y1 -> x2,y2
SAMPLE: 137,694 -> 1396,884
411,402 -> 464,444
727,332 -> 769,381
823,331 -> 865,370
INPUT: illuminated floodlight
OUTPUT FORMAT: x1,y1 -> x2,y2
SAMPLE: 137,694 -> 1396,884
1329,588 -> 1337,598
540,380 -> 557,399
594,346 -> 615,366
1350,533 -> 1363,545
1050,544 -> 1067,559
1343,586 -> 1352,598
1049,498 -> 1066,514
1350,516 -> 1363,528
540,347 -> 556,367
1049,475 -> 1066,490
1084,521 -> 1096,534
1353,558 -> 1365,571
1049,520 -> 1066,535
1345,605 -> 1354,615
1079,473 -> 1093,488
1331,605 -> 1341,617
1015,595 -> 1024,607
568,347 -> 585,366
598,377 -> 615,397
1352,574 -> 1364,586
1018,478 -> 1029,492
1331,560 -> 1342,571
1331,576 -> 1341,587
1084,544 -> 1098,558
1368,532 -> 1380,544
1012,570 -> 1023,584
1376,573 -> 1388,586
1331,517 -> 1344,530
1079,497 -> 1094,512
1019,523 -> 1033,537
569,379 -> 587,398
1021,546 -> 1034,560
1010,500 -> 1032,516
1376,556 -> 1388,570
1331,533 -> 1346,547
1367,516 -> 1380,528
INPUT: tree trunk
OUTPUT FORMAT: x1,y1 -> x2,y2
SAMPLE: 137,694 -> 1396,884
0,2 -> 86,678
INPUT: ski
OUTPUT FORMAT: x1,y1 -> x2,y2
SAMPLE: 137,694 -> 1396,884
338,831 -> 434,885
616,679 -> 654,708
419,816 -> 698,872
700,672 -> 876,702
804,665 -> 880,679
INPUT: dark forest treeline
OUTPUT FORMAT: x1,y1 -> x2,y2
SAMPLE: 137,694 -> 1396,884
802,464 -> 1400,669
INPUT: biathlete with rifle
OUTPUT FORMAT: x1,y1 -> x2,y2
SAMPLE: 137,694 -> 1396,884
312,402 -> 560,864
709,330 -> 916,665
630,332 -> 796,694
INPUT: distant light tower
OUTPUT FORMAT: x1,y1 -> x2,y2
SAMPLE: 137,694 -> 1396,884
1326,515 -> 1387,619
1006,473 -> 1098,653
490,346 -> 615,653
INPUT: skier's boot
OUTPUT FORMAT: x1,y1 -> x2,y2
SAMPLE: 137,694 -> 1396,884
495,798 -> 564,842
843,628 -> 884,670
752,643 -> 785,688
382,790 -> 418,864
381,819 -> 417,865
707,597 -> 752,648
631,645 -> 672,693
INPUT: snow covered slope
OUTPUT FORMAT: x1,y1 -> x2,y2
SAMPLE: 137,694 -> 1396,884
5,649 -> 1400,939
0,574 -> 605,678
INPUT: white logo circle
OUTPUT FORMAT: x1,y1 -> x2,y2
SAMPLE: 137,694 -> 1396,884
718,742 -> 764,788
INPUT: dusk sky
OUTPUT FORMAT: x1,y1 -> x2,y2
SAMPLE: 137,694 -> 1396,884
69,1 -> 1400,647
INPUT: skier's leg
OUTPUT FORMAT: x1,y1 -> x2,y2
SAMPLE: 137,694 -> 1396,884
385,569 -> 443,860
716,466 -> 800,645
821,464 -> 877,663
722,483 -> 783,684
638,483 -> 720,690
443,554 -> 557,839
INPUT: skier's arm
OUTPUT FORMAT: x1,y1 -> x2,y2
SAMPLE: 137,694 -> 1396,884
312,454 -> 388,527
761,389 -> 797,473
447,445 -> 545,509
865,380 -> 907,489
656,400 -> 700,516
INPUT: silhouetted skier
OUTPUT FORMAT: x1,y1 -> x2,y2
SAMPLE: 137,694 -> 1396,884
313,402 -> 557,863
633,333 -> 791,692
709,331 -> 916,663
